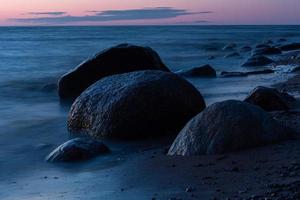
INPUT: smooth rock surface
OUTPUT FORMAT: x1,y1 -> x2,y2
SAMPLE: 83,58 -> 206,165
168,100 -> 289,155
68,70 -> 206,139
179,64 -> 216,77
46,138 -> 109,162
242,55 -> 274,67
58,44 -> 169,99
244,86 -> 295,111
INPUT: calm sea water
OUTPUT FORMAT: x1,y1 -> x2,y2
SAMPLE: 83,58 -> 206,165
0,25 -> 300,183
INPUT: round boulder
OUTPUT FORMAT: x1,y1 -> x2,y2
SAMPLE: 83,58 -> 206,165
46,138 -> 109,162
58,44 -> 170,99
68,70 -> 206,139
244,86 -> 295,111
242,55 -> 274,67
178,64 -> 216,77
168,100 -> 289,156
252,47 -> 282,56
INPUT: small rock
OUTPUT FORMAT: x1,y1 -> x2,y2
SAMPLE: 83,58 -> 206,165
224,52 -> 241,58
223,43 -> 237,51
179,64 -> 216,77
242,55 -> 274,67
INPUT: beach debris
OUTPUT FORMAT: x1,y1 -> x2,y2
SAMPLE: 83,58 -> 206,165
58,43 -> 169,99
244,86 -> 295,111
46,137 -> 109,162
178,64 -> 216,77
68,70 -> 206,139
168,100 -> 290,155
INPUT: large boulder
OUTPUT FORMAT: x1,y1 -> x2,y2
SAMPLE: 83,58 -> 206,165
58,44 -> 170,99
168,100 -> 289,156
178,64 -> 216,77
242,55 -> 274,67
244,86 -> 295,111
46,138 -> 109,162
68,70 -> 206,139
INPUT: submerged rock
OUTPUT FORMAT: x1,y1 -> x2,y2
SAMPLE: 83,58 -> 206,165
244,86 -> 295,111
168,100 -> 289,155
242,55 -> 274,67
220,69 -> 274,77
252,47 -> 282,56
68,70 -> 206,139
256,44 -> 271,49
58,43 -> 169,99
179,64 -> 216,77
240,46 -> 252,52
277,38 -> 287,43
46,138 -> 109,162
224,52 -> 240,58
223,43 -> 237,51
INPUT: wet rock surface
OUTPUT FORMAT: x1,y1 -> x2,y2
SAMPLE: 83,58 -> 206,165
244,86 -> 295,111
242,55 -> 274,67
46,138 -> 109,162
220,69 -> 274,77
68,70 -> 206,139
178,64 -> 216,77
280,43 -> 300,51
168,100 -> 289,156
58,43 -> 169,99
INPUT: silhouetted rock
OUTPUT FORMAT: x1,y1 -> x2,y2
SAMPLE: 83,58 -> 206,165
256,44 -> 271,49
168,100 -> 289,155
280,43 -> 300,51
46,138 -> 109,162
41,83 -> 57,92
277,38 -> 287,43
68,70 -> 206,139
242,55 -> 274,67
253,47 -> 281,56
240,46 -> 252,52
244,86 -> 295,111
292,66 -> 300,72
58,44 -> 169,99
264,40 -> 273,45
179,64 -> 216,77
224,52 -> 240,58
223,43 -> 237,51
220,69 -> 274,77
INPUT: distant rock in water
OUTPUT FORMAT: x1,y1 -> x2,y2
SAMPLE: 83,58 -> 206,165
168,100 -> 289,156
58,43 -> 170,99
223,43 -> 237,51
224,52 -> 240,58
252,47 -> 282,56
280,43 -> 300,51
244,86 -> 295,111
46,138 -> 109,162
240,46 -> 252,52
264,40 -> 273,45
178,64 -> 216,77
68,70 -> 206,139
220,69 -> 274,77
277,38 -> 287,43
256,44 -> 271,49
41,83 -> 57,92
292,66 -> 300,72
242,55 -> 274,67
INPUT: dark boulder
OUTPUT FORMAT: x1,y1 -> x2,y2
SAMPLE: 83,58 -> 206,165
242,55 -> 274,67
280,43 -> 300,51
68,70 -> 206,139
244,86 -> 295,111
240,46 -> 252,52
224,52 -> 241,58
179,64 -> 216,77
252,47 -> 282,56
292,66 -> 300,72
58,44 -> 170,99
46,138 -> 109,162
277,38 -> 287,43
168,100 -> 289,155
256,44 -> 271,49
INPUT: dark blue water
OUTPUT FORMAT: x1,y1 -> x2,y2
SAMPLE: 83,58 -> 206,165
0,26 -> 299,193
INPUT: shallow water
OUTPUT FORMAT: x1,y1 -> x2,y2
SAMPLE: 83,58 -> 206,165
0,25 -> 300,199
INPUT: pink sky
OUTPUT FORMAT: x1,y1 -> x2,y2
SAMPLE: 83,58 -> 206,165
0,0 -> 299,25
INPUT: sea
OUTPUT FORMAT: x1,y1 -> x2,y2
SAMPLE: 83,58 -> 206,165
0,25 -> 300,199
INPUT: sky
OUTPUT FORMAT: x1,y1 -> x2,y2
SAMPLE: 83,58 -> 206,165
0,0 -> 299,26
